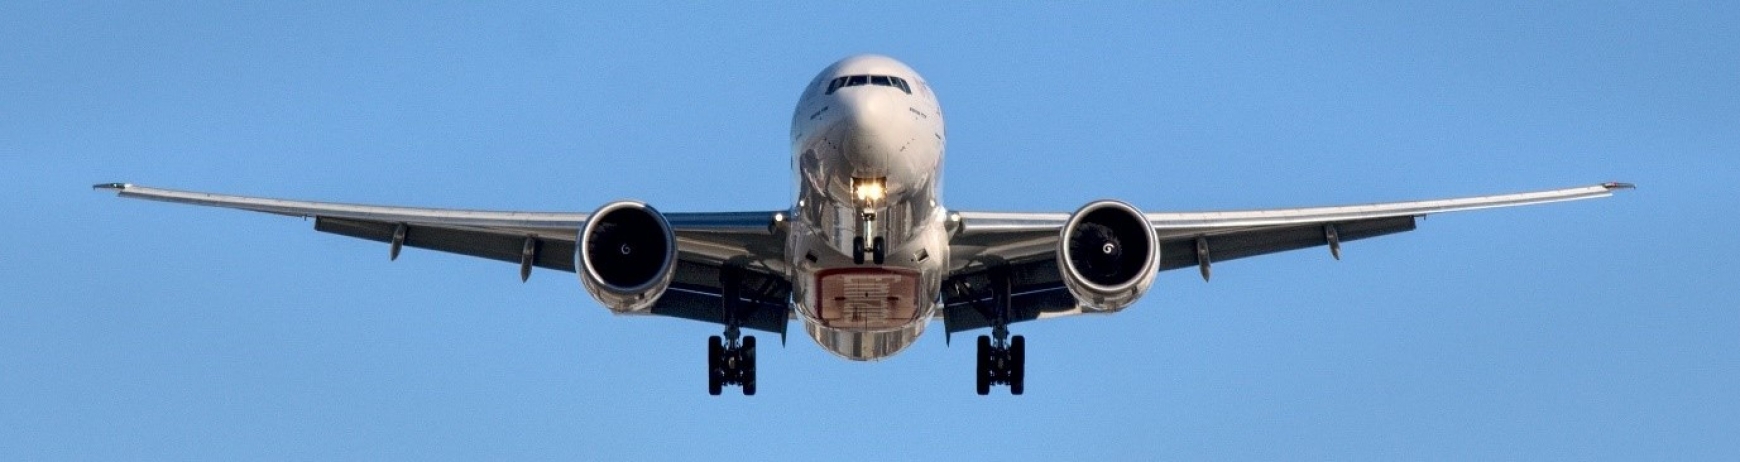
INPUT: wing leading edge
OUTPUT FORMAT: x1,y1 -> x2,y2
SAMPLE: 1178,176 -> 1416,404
939,182 -> 1632,335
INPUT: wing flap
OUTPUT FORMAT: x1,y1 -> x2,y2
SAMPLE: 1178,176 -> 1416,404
314,217 -> 578,272
1159,216 -> 1415,271
941,287 -> 1076,336
647,288 -> 790,335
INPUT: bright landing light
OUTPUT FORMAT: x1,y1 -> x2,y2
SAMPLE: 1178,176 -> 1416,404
853,178 -> 886,204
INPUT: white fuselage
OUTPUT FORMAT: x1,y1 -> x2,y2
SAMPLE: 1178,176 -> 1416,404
786,55 -> 949,360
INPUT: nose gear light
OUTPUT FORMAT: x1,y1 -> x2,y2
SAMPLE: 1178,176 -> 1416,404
852,177 -> 886,206
851,177 -> 889,265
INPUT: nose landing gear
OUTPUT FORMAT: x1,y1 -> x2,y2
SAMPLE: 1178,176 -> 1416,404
851,234 -> 885,265
851,177 -> 888,265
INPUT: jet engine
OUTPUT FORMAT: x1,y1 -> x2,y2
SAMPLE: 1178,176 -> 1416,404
577,201 -> 678,313
1057,200 -> 1159,312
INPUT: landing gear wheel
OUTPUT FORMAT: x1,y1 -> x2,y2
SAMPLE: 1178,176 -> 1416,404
975,334 -> 1027,395
707,336 -> 724,396
871,236 -> 886,264
709,334 -> 757,396
1009,335 -> 1026,395
741,336 -> 757,396
975,335 -> 991,395
852,237 -> 866,264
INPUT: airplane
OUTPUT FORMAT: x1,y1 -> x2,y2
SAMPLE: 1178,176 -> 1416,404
98,54 -> 1630,396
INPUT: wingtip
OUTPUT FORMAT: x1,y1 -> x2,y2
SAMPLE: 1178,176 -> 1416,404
93,182 -> 132,191
1602,182 -> 1636,191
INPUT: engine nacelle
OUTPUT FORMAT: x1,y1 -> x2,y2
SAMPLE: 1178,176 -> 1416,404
577,201 -> 677,313
1057,200 -> 1159,312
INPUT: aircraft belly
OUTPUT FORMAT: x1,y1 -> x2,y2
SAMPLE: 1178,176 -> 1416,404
801,316 -> 929,361
786,221 -> 950,360
793,267 -> 938,361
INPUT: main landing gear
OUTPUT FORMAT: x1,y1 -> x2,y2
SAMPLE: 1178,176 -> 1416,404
708,267 -> 756,396
708,330 -> 756,396
974,267 -> 1026,395
976,329 -> 1026,395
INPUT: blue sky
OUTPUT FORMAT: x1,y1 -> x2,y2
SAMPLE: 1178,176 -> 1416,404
4,2 -> 1736,460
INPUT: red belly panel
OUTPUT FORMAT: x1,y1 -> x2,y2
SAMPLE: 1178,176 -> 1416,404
814,268 -> 921,329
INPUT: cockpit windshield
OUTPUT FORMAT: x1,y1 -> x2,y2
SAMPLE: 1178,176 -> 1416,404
826,74 -> 912,95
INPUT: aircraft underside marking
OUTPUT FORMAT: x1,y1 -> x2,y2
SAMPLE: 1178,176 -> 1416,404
815,268 -> 920,329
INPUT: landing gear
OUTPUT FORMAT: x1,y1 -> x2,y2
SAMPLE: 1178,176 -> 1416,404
708,333 -> 756,396
872,237 -> 885,264
708,336 -> 723,395
850,177 -> 889,266
975,331 -> 1025,395
852,236 -> 886,265
973,267 -> 1026,395
708,266 -> 757,396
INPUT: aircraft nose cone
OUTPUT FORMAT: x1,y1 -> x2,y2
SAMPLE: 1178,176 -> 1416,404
836,90 -> 907,177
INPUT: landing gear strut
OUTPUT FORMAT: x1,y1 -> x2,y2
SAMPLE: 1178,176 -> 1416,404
850,177 -> 888,266
708,267 -> 756,396
974,267 -> 1026,395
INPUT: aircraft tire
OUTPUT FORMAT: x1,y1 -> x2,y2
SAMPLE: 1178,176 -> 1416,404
708,336 -> 724,395
975,335 -> 991,395
1010,335 -> 1026,395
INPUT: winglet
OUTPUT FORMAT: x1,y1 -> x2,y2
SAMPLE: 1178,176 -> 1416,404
1602,182 -> 1636,191
93,182 -> 132,191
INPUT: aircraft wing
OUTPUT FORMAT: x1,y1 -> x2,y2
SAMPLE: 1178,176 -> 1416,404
95,183 -> 792,335
938,182 -> 1632,336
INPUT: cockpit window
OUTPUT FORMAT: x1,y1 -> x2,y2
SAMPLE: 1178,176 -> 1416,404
825,74 -> 914,95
